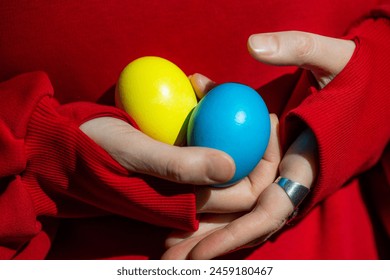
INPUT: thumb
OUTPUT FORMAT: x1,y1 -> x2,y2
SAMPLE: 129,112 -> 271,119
248,31 -> 355,88
80,117 -> 235,185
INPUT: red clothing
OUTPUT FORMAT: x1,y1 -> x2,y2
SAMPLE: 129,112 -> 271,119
0,0 -> 389,259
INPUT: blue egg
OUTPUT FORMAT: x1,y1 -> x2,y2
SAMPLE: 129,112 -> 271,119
187,83 -> 270,187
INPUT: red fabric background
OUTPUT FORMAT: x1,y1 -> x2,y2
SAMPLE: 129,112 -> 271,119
0,0 -> 389,259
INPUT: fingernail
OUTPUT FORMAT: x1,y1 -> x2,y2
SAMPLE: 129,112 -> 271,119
248,34 -> 278,55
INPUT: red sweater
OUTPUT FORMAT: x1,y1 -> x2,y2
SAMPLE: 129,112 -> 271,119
0,0 -> 389,259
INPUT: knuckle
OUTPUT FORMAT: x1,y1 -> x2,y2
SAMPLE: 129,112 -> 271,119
165,158 -> 186,182
258,204 -> 286,233
294,32 -> 317,62
165,150 -> 211,184
278,158 -> 288,174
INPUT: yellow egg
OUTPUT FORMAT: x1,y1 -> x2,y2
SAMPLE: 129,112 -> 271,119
115,56 -> 197,145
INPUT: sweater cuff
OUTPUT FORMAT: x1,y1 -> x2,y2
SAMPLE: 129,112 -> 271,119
56,101 -> 140,129
24,96 -> 198,231
8,72 -> 198,231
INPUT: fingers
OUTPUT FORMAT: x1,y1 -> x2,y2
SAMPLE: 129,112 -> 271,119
191,130 -> 317,259
163,234 -> 208,260
165,129 -> 318,259
80,117 -> 235,185
164,182 -> 292,259
163,213 -> 241,260
278,128 -> 318,188
248,31 -> 355,88
195,114 -> 281,214
189,73 -> 217,99
188,185 -> 293,259
246,114 -> 281,188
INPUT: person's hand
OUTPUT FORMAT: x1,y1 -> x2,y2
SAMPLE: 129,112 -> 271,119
162,31 -> 355,259
79,117 -> 235,185
195,112 -> 281,214
162,75 -> 316,259
248,31 -> 355,88
188,74 -> 283,215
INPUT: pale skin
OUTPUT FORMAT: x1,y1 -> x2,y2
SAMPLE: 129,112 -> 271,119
80,31 -> 355,260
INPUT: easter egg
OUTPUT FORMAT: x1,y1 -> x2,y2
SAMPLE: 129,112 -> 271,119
187,83 -> 270,186
116,56 -> 197,145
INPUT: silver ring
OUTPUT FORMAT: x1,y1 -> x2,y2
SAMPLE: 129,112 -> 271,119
275,176 -> 310,209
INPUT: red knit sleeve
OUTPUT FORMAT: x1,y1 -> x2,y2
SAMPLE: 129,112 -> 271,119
281,11 -> 390,221
0,72 -> 198,256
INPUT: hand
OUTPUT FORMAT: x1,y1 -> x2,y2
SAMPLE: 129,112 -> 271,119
248,31 -> 355,89
163,75 -> 316,259
195,112 -> 281,214
80,117 -> 235,185
189,73 -> 282,215
162,31 -> 355,259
